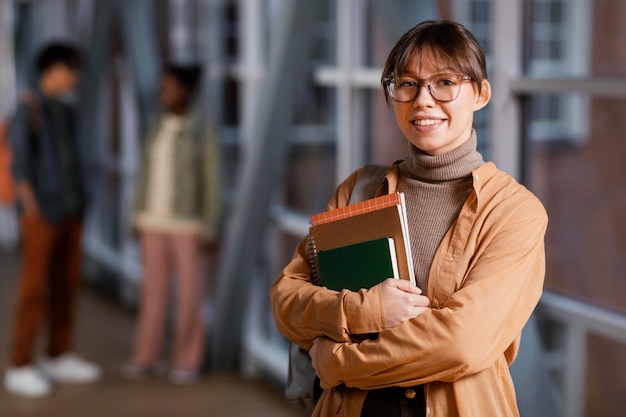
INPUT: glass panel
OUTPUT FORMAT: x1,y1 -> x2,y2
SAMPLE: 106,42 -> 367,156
522,4 -> 626,414
470,0 -> 490,22
284,142 -> 336,214
530,95 -> 560,121
527,93 -> 626,316
527,89 -> 625,417
549,39 -> 562,60
222,78 -> 239,126
223,2 -> 238,60
586,334 -> 626,415
531,40 -> 549,60
311,0 -> 335,65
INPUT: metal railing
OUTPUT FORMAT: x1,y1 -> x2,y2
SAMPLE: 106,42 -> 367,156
535,290 -> 626,417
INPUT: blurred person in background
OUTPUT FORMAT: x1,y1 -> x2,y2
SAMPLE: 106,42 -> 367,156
3,41 -> 101,398
122,62 -> 222,384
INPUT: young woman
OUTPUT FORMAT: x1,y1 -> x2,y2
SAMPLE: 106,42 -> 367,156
124,63 -> 222,384
270,20 -> 547,416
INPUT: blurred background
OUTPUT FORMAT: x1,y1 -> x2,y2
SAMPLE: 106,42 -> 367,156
0,0 -> 625,416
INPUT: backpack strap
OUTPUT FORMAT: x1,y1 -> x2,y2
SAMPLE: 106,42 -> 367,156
20,91 -> 43,133
348,164 -> 389,204
287,164 -> 391,410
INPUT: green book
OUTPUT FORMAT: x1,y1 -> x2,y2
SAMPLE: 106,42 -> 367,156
317,237 -> 399,291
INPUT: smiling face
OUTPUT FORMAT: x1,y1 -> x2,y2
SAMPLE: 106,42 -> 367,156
391,49 -> 491,156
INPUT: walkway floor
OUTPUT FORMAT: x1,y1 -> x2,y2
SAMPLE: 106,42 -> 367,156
0,250 -> 305,417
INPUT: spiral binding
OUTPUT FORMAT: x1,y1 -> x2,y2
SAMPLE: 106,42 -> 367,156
307,233 -> 320,286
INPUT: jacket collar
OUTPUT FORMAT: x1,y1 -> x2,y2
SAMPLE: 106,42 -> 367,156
381,160 -> 499,196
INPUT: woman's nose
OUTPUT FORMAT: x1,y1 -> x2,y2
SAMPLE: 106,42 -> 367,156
412,83 -> 435,107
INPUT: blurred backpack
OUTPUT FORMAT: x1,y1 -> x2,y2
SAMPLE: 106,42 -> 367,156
0,91 -> 42,205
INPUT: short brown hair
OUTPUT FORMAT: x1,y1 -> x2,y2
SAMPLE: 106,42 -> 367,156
381,20 -> 488,103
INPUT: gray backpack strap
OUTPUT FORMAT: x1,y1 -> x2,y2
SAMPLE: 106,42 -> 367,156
284,163 -> 390,413
348,164 -> 390,204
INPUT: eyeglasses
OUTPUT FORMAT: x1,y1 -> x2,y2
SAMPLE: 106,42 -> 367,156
384,73 -> 472,103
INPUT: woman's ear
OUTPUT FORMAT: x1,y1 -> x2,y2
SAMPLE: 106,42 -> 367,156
474,79 -> 491,111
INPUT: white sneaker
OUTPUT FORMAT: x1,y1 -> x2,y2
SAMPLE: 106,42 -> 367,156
4,366 -> 51,397
40,353 -> 102,384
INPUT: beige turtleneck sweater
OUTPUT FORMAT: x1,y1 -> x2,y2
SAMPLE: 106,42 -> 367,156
396,132 -> 484,293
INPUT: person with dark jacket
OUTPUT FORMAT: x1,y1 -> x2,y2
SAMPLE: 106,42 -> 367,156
4,41 -> 100,398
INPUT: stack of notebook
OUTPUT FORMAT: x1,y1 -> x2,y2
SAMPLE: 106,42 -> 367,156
308,192 -> 414,291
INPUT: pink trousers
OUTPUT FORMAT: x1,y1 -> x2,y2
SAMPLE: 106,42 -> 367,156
131,230 -> 206,372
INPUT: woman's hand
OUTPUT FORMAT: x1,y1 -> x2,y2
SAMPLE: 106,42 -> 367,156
379,278 -> 430,329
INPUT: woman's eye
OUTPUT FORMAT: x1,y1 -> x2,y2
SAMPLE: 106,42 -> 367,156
398,80 -> 417,88
435,77 -> 457,87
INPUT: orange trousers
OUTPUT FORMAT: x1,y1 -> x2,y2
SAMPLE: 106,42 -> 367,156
130,230 -> 206,372
9,214 -> 83,367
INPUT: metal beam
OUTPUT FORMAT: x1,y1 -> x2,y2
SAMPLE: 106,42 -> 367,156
200,0 -> 226,124
119,0 -> 160,127
490,0 -> 523,181
0,0 -> 18,250
490,2 -> 567,416
238,0 -> 266,150
169,0 -> 196,62
511,77 -> 626,98
335,0 -> 366,181
76,0 -> 115,186
210,0 -> 321,370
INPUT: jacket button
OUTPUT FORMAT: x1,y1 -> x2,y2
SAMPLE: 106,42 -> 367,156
405,388 -> 416,399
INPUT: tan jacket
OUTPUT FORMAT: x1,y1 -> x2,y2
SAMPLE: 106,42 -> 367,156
270,161 -> 548,417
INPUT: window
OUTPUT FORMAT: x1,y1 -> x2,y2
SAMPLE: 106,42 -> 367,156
526,0 -> 591,144
455,0 -> 591,145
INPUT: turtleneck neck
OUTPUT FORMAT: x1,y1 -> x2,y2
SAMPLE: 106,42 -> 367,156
398,130 -> 484,183
394,129 -> 485,294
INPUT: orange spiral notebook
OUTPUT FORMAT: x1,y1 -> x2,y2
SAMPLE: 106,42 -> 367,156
308,192 -> 415,288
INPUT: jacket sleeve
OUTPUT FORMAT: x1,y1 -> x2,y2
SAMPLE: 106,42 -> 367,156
132,119 -> 158,218
200,124 -> 223,242
269,169 -> 389,349
9,102 -> 35,182
312,191 -> 548,390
